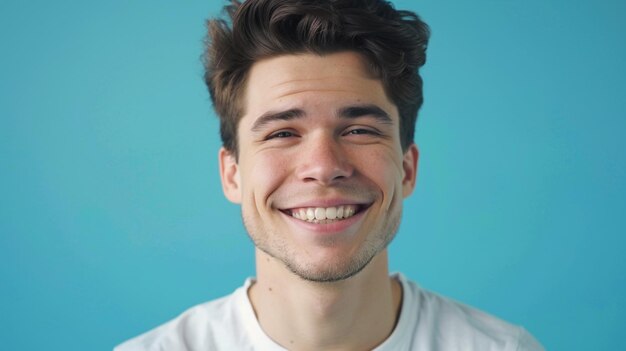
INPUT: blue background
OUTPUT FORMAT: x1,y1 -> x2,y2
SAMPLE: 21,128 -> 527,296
1,0 -> 624,350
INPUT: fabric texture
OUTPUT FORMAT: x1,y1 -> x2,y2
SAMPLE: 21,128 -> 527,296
115,273 -> 544,351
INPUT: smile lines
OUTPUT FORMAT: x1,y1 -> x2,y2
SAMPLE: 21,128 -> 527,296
289,205 -> 359,223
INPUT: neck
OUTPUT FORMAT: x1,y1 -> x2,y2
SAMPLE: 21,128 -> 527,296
248,249 -> 402,351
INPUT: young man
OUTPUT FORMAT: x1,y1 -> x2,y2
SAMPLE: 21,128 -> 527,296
116,0 -> 544,350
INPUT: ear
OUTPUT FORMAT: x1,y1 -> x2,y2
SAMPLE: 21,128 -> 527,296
219,147 -> 242,204
401,143 -> 419,198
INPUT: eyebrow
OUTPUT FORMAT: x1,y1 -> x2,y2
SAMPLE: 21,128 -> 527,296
337,104 -> 393,124
251,109 -> 305,132
250,104 -> 393,132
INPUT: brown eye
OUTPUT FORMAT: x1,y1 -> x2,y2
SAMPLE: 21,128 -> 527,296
345,128 -> 378,136
267,130 -> 295,139
349,129 -> 370,135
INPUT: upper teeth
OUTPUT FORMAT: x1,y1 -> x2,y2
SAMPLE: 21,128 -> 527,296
291,205 -> 358,222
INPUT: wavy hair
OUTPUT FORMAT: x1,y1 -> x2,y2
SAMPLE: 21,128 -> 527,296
204,0 -> 430,157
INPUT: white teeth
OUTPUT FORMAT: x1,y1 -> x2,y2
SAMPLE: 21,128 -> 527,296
306,208 -> 315,221
290,205 -> 359,223
345,206 -> 354,217
336,206 -> 344,219
326,207 -> 337,220
315,207 -> 326,220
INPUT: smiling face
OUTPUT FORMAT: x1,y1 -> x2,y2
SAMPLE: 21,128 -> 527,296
219,51 -> 418,282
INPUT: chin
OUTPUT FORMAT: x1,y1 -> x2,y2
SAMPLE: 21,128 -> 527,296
283,244 -> 383,283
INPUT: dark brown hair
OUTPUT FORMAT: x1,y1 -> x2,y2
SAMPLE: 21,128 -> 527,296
204,0 -> 430,157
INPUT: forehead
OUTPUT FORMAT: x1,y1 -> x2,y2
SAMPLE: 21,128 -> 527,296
242,52 -> 397,123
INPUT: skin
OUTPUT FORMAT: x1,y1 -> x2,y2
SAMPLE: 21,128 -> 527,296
219,51 -> 419,350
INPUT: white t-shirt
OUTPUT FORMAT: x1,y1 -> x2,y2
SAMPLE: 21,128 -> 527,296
115,273 -> 544,350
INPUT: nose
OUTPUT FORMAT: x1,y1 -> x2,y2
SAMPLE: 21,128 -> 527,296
295,134 -> 354,184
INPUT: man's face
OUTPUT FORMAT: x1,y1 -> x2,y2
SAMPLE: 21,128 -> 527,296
220,51 -> 418,282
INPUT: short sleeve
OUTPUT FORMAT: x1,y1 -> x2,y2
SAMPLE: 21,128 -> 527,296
516,327 -> 545,351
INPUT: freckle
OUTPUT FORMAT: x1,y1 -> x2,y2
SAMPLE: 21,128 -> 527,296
290,340 -> 294,344
269,287 -> 273,292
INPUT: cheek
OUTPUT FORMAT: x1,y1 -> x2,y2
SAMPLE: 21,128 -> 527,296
355,147 -> 403,181
242,152 -> 291,200
354,148 -> 405,205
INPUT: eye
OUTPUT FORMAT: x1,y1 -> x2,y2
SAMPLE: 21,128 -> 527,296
343,128 -> 380,136
266,130 -> 296,140
347,129 -> 371,135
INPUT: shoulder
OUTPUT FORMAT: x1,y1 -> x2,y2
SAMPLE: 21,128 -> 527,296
114,283 -> 252,351
396,275 -> 544,351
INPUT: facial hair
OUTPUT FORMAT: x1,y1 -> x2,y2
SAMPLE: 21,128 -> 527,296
242,205 -> 402,283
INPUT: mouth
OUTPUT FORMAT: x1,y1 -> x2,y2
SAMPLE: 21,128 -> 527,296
282,204 -> 370,224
